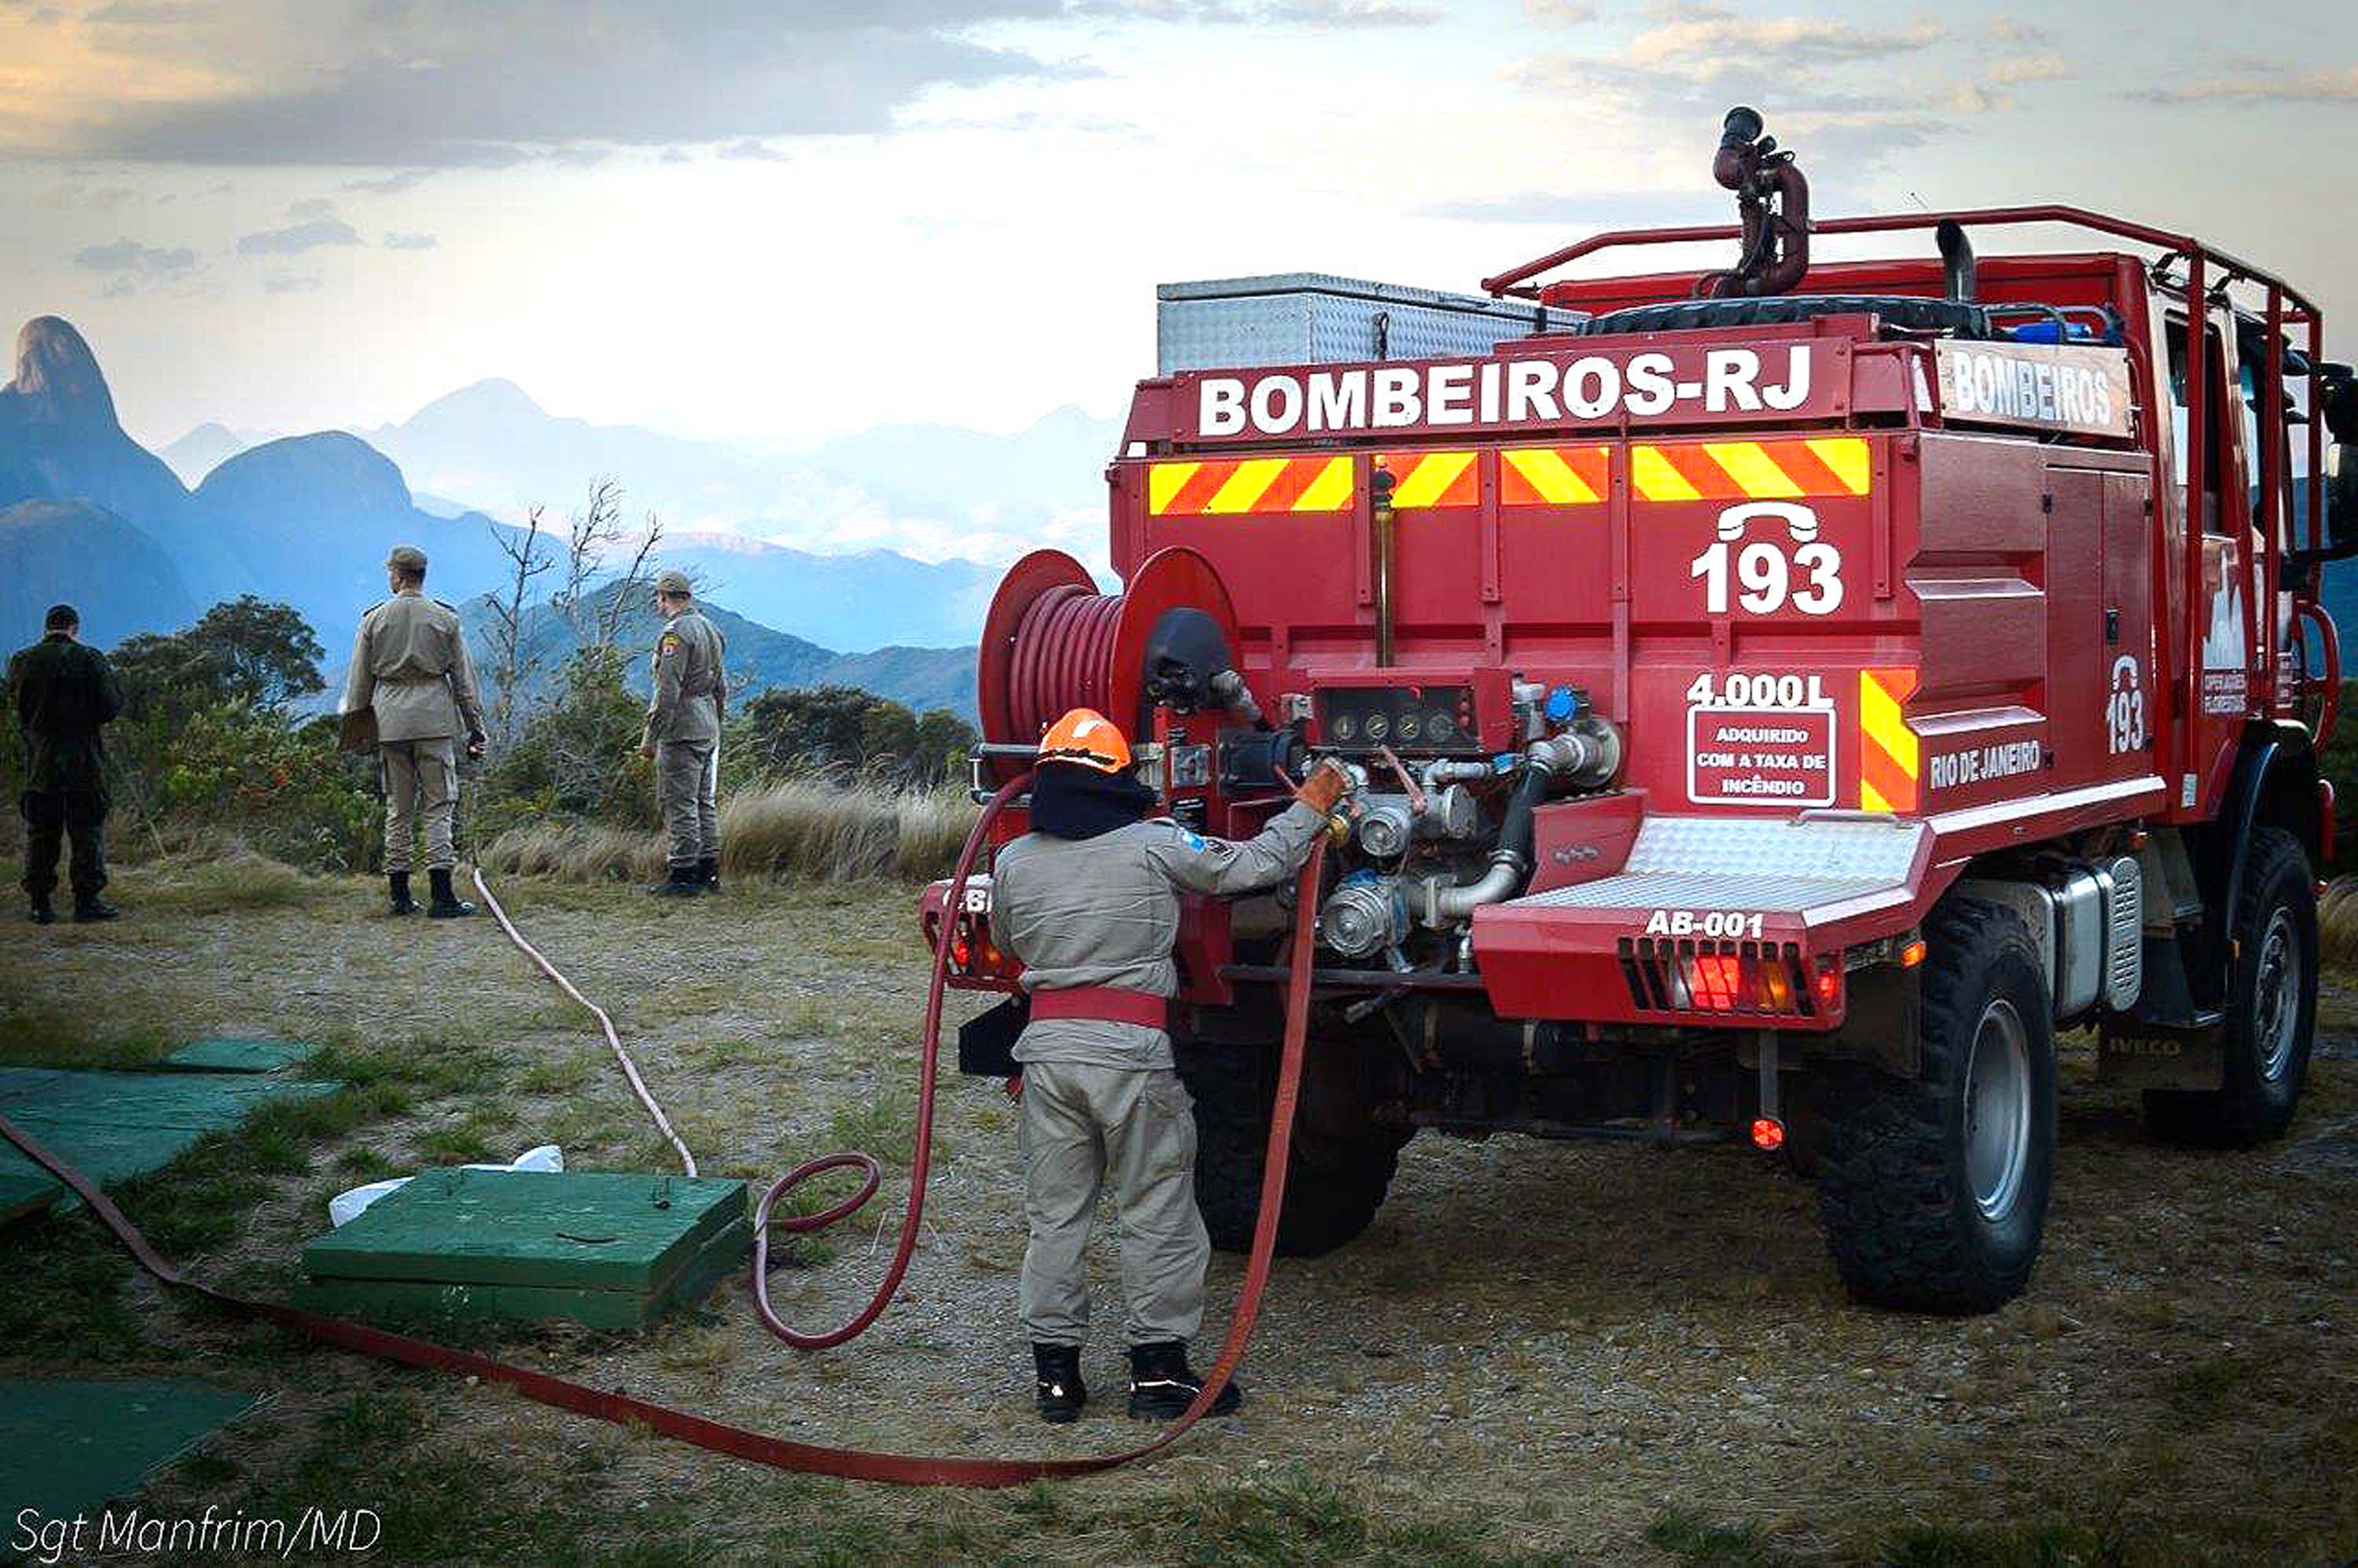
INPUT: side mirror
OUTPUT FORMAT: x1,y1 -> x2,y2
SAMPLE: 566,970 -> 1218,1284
2290,367 -> 2358,567
2329,443 -> 2358,551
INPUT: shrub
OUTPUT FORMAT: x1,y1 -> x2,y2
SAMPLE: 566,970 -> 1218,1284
149,705 -> 376,871
733,685 -> 975,788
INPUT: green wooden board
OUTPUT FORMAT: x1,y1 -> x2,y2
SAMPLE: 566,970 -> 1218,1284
294,1217 -> 751,1330
161,1037 -> 320,1074
301,1169 -> 749,1293
0,1067 -> 340,1220
0,1378 -> 261,1522
0,1168 -> 61,1227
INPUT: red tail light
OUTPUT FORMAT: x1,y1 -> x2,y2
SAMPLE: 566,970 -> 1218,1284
1620,938 -> 1819,1018
1750,1117 -> 1787,1151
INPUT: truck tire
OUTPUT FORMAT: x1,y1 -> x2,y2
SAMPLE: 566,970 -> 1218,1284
1581,293 -> 1989,339
2143,827 -> 2317,1148
1177,1041 -> 1405,1258
1816,898 -> 2057,1313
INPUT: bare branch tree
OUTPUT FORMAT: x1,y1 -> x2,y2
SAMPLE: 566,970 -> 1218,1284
556,477 -> 625,644
486,505 -> 552,749
596,507 -> 665,651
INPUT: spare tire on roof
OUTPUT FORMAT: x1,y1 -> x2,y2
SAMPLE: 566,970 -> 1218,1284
1581,293 -> 1992,338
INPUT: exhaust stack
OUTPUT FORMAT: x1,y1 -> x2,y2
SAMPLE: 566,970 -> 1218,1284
1936,218 -> 1977,303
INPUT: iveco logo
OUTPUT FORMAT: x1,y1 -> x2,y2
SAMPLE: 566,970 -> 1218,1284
1551,843 -> 1601,865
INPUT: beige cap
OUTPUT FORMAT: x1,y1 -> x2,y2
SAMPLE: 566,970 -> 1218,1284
386,545 -> 428,573
653,569 -> 692,595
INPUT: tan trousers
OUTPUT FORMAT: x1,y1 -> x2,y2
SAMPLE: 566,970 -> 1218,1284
1018,1060 -> 1208,1347
380,736 -> 457,873
656,738 -> 718,868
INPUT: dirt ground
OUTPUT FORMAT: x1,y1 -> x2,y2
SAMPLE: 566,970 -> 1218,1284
3,862 -> 2355,1565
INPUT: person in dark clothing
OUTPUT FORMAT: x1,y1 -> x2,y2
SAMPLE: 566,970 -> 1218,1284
8,604 -> 123,924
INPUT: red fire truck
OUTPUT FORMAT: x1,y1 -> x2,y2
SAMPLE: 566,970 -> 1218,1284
927,109 -> 2357,1313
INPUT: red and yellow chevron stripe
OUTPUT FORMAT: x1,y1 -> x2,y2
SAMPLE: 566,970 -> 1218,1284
1630,437 -> 1870,503
1500,445 -> 1610,507
1148,456 -> 1355,516
1376,450 -> 1478,509
1858,666 -> 1920,814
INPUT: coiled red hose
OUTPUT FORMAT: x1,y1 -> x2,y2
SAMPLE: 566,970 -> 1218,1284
746,769 -> 1029,1350
1008,587 -> 1122,740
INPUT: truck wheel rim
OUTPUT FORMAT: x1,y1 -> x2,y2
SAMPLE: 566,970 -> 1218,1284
2256,907 -> 2301,1082
1963,998 -> 2031,1222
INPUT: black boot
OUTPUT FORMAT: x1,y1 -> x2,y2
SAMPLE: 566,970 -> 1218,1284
426,868 -> 475,919
648,865 -> 701,898
1033,1343 -> 1086,1424
387,872 -> 420,916
1126,1341 -> 1241,1420
71,896 -> 120,923
696,855 -> 720,894
28,894 -> 55,926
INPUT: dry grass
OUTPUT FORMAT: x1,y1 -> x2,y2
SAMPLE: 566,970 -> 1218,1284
479,781 -> 975,884
2323,876 -> 2358,970
129,848 -> 327,911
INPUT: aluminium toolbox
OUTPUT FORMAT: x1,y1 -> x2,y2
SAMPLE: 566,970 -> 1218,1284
295,1167 -> 750,1331
1155,273 -> 1587,373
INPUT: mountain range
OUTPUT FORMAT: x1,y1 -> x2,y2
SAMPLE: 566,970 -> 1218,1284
0,314 -> 987,718
460,579 -> 976,719
155,376 -> 1121,652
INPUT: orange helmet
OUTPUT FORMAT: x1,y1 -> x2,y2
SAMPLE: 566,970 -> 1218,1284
1037,707 -> 1131,774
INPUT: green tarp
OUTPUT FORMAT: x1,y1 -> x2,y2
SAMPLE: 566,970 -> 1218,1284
160,1037 -> 321,1074
0,1065 -> 338,1220
0,1378 -> 261,1524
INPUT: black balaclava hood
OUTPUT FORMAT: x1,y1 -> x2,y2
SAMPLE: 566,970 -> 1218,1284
1030,760 -> 1158,841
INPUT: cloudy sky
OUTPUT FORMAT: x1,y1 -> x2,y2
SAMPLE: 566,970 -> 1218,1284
4,0 -> 2353,457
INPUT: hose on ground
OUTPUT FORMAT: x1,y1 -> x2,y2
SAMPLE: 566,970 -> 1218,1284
472,863 -> 700,1179
3,792 -> 1329,1485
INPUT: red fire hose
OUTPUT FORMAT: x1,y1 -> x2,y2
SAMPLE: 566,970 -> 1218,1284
0,782 -> 1328,1488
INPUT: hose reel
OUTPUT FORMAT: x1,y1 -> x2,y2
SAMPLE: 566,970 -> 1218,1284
977,546 -> 1251,781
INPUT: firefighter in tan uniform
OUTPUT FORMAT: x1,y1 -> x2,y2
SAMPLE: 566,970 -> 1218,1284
637,571 -> 726,897
340,546 -> 486,918
990,707 -> 1349,1423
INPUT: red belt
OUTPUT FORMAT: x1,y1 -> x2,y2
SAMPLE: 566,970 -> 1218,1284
1027,986 -> 1170,1030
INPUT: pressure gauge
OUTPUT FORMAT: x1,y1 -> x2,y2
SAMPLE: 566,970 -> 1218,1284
1395,712 -> 1422,742
1364,711 -> 1390,741
1425,710 -> 1455,743
1329,713 -> 1357,741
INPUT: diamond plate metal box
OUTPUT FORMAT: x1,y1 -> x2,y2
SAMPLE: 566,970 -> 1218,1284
1156,274 -> 1587,374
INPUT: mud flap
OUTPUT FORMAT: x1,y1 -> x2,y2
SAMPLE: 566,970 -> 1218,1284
1816,963 -> 1921,1078
2099,930 -> 2226,1090
2098,1019 -> 2226,1092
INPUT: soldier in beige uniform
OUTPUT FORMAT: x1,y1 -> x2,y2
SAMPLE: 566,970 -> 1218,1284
340,546 -> 486,918
637,571 -> 726,897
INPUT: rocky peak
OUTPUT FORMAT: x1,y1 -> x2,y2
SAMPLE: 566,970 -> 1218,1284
2,316 -> 119,431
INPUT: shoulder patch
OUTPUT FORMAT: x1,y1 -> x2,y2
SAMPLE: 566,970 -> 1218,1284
658,630 -> 683,657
